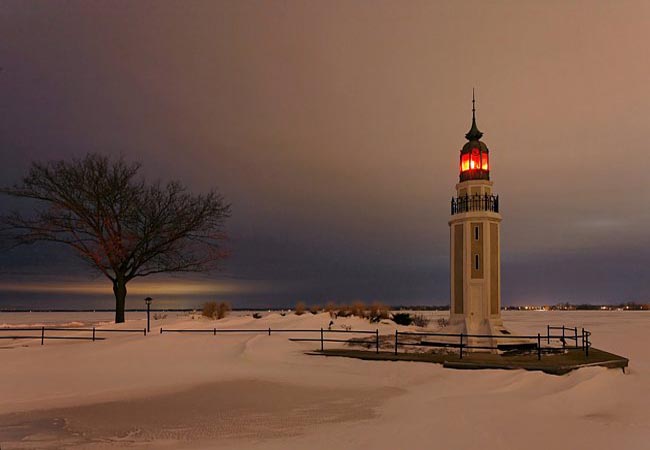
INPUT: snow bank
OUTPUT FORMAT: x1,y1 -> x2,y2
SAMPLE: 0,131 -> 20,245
0,311 -> 647,450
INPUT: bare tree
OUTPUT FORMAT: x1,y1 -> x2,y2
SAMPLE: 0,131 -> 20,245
0,154 -> 231,323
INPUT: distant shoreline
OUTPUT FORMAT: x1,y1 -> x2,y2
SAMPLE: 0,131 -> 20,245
2,306 -> 649,313
0,307 -> 451,313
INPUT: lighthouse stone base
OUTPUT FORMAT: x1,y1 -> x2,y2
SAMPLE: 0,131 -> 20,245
446,314 -> 512,351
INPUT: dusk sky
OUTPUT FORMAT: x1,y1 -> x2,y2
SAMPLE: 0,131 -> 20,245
1,1 -> 649,308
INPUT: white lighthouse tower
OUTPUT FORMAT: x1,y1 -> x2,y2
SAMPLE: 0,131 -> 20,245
449,93 -> 509,346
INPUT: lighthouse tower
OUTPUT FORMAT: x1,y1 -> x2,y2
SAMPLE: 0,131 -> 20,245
449,93 -> 508,344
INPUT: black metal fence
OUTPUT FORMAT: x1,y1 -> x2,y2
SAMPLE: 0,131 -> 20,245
0,324 -> 592,361
451,193 -> 499,215
394,326 -> 592,360
160,327 -> 382,353
159,325 -> 592,361
0,327 -> 147,345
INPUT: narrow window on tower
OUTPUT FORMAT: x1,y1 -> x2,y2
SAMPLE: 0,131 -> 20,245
474,254 -> 480,270
474,226 -> 479,241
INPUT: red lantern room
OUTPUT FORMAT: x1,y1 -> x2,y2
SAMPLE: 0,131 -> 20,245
459,93 -> 490,182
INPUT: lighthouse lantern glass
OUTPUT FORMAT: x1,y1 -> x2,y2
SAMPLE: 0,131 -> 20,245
460,149 -> 490,177
470,149 -> 480,170
461,154 -> 470,172
481,152 -> 489,170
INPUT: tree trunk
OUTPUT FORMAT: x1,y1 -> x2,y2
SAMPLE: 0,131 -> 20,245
113,276 -> 127,323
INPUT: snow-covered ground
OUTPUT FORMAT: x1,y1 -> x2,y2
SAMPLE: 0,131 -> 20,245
0,310 -> 648,449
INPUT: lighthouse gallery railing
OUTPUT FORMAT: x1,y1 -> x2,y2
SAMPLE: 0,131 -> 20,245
451,194 -> 499,215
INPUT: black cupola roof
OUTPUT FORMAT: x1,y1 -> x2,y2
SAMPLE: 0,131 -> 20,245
459,90 -> 490,181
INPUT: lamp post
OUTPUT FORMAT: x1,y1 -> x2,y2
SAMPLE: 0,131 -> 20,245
145,297 -> 153,333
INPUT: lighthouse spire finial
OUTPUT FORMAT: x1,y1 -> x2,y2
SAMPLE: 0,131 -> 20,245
472,88 -> 476,118
465,89 -> 483,141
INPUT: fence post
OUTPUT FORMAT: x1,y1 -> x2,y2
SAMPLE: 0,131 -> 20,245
459,332 -> 463,359
585,331 -> 589,358
581,328 -> 585,352
394,330 -> 398,355
268,327 -> 271,336
320,327 -> 324,352
93,327 -> 96,342
160,327 -> 163,334
547,325 -> 550,344
537,333 -> 541,360
562,326 -> 566,349
375,329 -> 379,353
41,326 -> 45,345
574,328 -> 578,348
213,327 -> 216,336
144,328 -> 147,336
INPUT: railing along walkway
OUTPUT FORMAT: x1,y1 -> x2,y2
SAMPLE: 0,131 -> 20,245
394,327 -> 592,360
160,327 -> 381,352
0,324 -> 593,361
159,325 -> 592,361
0,327 -> 147,345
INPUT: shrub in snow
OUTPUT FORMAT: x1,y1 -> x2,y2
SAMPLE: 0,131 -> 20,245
216,302 -> 231,319
369,302 -> 390,323
202,301 -> 218,319
350,301 -> 366,318
412,314 -> 430,328
202,301 -> 231,320
325,302 -> 337,318
336,307 -> 352,318
392,313 -> 413,326
295,301 -> 306,315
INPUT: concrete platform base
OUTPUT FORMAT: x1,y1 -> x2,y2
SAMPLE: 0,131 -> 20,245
310,347 -> 629,375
